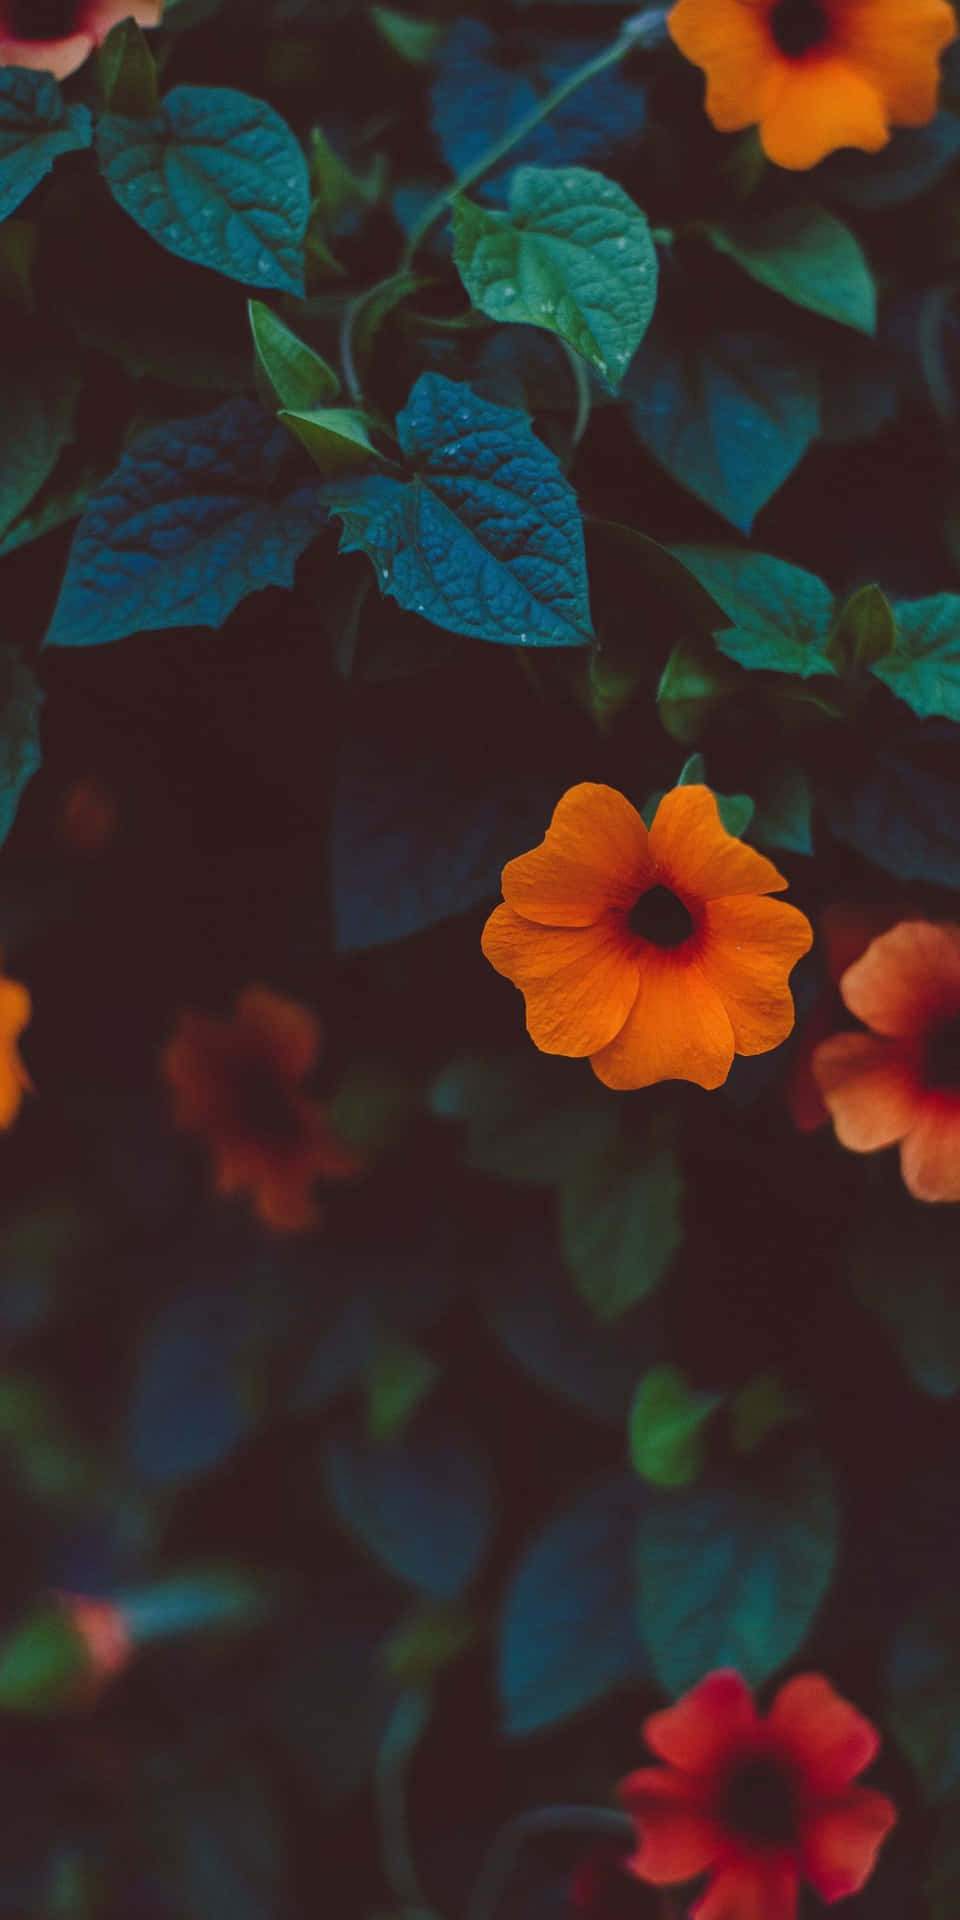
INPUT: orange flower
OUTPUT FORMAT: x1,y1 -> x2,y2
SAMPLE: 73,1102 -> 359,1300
667,0 -> 957,171
55,1593 -> 133,1706
620,1668 -> 896,1918
163,987 -> 365,1233
482,783 -> 812,1092
0,0 -> 162,80
0,965 -> 31,1129
785,902 -> 904,1133
813,920 -> 960,1203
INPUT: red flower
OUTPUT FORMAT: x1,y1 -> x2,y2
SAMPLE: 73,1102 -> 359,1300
620,1669 -> 896,1919
55,1592 -> 133,1705
163,987 -> 366,1233
0,1 -> 162,80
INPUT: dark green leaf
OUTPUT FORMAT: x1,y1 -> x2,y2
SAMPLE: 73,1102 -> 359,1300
130,1285 -> 255,1487
0,1609 -> 89,1713
324,1415 -> 495,1599
635,1449 -> 839,1692
560,1145 -> 683,1320
453,165 -> 657,387
823,753 -> 960,887
851,1190 -> 960,1398
248,300 -> 339,408
98,18 -> 158,117
279,406 -> 383,473
828,583 -> 896,673
323,374 -> 593,646
0,71 -> 91,224
0,650 -> 41,852
430,1050 -> 617,1185
0,349 -> 79,540
656,639 -> 739,743
629,1366 -> 722,1488
366,1337 -> 438,1442
373,5 -> 447,62
670,546 -> 836,677
708,203 -> 876,334
749,765 -> 814,856
887,1603 -> 960,1802
97,86 -> 310,293
872,595 -> 960,720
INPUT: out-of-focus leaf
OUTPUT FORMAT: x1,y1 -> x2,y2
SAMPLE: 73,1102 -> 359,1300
887,1600 -> 960,1803
0,350 -> 79,540
560,1145 -> 683,1320
324,1414 -> 496,1599
431,1051 -> 617,1185
707,203 -> 876,334
366,1337 -> 438,1442
823,752 -> 960,887
129,1286 -> 256,1487
851,1190 -> 960,1398
0,650 -> 42,851
629,1366 -> 721,1489
0,1609 -> 88,1713
669,546 -> 836,677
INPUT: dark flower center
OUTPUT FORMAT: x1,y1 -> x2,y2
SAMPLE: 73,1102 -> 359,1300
926,1012 -> 960,1090
229,1062 -> 302,1148
627,884 -> 695,948
7,0 -> 83,36
770,0 -> 829,56
722,1756 -> 797,1848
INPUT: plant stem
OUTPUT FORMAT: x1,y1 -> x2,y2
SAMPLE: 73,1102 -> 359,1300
466,1806 -> 635,1920
375,1690 -> 436,1915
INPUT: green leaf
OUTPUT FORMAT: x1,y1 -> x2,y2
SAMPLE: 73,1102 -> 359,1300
871,594 -> 960,720
730,1374 -> 798,1456
323,374 -> 593,647
656,638 -> 739,743
0,467 -> 99,560
352,270 -> 430,372
372,6 -> 447,62
560,1145 -> 683,1321
324,1415 -> 495,1600
248,300 -> 339,409
385,1603 -> 477,1684
626,309 -> 819,533
707,203 -> 876,335
0,649 -> 42,852
309,125 -> 385,230
45,399 -> 322,648
643,759 -> 753,837
0,348 -> 78,541
499,1471 -> 646,1735
430,1050 -> 617,1185
97,86 -> 310,293
366,1337 -> 438,1442
0,70 -> 92,224
0,1608 -> 89,1713
851,1189 -> 960,1398
749,765 -> 814,856
670,546 -> 837,677
117,1571 -> 267,1642
453,165 -> 657,387
279,406 -> 384,473
887,1603 -> 960,1802
98,17 -> 158,117
629,1366 -> 722,1489
634,1449 -> 839,1692
828,583 -> 896,673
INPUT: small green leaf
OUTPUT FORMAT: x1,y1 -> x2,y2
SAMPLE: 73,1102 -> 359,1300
372,6 -> 447,62
629,1366 -> 722,1488
560,1145 -> 683,1321
117,1571 -> 267,1641
708,203 -> 876,334
430,1050 -> 616,1186
670,546 -> 837,678
453,165 -> 658,388
279,406 -> 384,473
0,1609 -> 89,1712
872,594 -> 960,720
366,1337 -> 438,1442
656,639 -> 739,743
730,1374 -> 798,1456
0,349 -> 79,541
384,1603 -> 477,1684
749,765 -> 814,856
248,301 -> 340,409
309,125 -> 385,229
827,582 -> 896,673
98,17 -> 158,117
643,762 -> 753,837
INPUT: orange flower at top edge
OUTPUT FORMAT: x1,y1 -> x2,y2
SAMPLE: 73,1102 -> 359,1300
481,783 -> 812,1092
0,0 -> 162,80
162,987 -> 366,1234
667,0 -> 957,171
620,1669 -> 897,1920
813,920 -> 960,1203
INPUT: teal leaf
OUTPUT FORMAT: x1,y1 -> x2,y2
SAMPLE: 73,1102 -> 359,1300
560,1145 -> 684,1320
248,300 -> 339,408
97,86 -> 310,293
629,1366 -> 722,1489
872,595 -> 960,720
851,1189 -> 960,1399
453,165 -> 657,387
45,399 -> 322,648
0,650 -> 42,851
708,203 -> 876,334
324,1415 -> 495,1599
888,1603 -> 960,1802
635,1450 -> 839,1692
0,349 -> 79,541
750,765 -> 814,856
130,1285 -> 255,1487
0,71 -> 91,224
626,312 -> 819,533
484,1232 -> 655,1424
824,753 -> 960,887
669,546 -> 837,677
430,1050 -> 617,1186
323,373 -> 593,646
499,1471 -> 646,1735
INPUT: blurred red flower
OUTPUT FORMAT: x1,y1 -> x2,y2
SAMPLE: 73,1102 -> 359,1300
0,1 -> 161,79
163,987 -> 365,1233
55,1593 -> 133,1706
619,1668 -> 895,1918
785,903 -> 903,1133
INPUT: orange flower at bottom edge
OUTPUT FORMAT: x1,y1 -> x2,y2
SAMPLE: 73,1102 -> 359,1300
0,966 -> 32,1130
620,1669 -> 896,1920
667,0 -> 957,171
162,987 -> 366,1233
813,919 -> 960,1203
481,783 -> 812,1092
0,0 -> 162,79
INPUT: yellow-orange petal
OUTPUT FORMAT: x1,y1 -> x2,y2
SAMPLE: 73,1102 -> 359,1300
590,948 -> 735,1090
698,894 -> 812,1055
900,1107 -> 960,1204
838,0 -> 957,127
500,783 -> 652,928
668,0 -> 778,133
481,905 -> 640,1055
648,786 -> 788,903
758,57 -> 889,170
0,34 -> 93,77
840,921 -> 960,1038
236,987 -> 321,1083
812,1031 -> 922,1151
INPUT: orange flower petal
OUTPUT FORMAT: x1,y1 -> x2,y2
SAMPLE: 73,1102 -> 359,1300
692,1860 -> 798,1920
620,1769 -> 719,1885
837,0 -> 957,126
801,1788 -> 897,1902
590,948 -> 734,1090
900,1106 -> 960,1204
648,787 -> 788,903
668,0 -> 779,133
90,0 -> 164,36
839,921 -> 960,1038
640,1671 -> 758,1776
0,976 -> 31,1043
821,902 -> 906,988
481,905 -> 640,1055
698,895 -> 812,1055
500,783 -> 652,928
758,57 -> 889,170
768,1675 -> 879,1793
0,34 -> 93,77
812,1032 -> 921,1151
236,987 -> 321,1082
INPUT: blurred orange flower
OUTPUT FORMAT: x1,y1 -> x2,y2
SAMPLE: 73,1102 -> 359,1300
0,0 -> 162,79
0,966 -> 31,1129
56,1593 -> 133,1706
813,920 -> 960,1202
163,987 -> 365,1233
785,902 -> 904,1133
667,0 -> 956,170
482,783 -> 811,1091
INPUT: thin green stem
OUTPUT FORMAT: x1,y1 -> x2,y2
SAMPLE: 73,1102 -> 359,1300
375,1690 -> 437,1915
563,341 -> 593,453
466,1807 -> 635,1920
